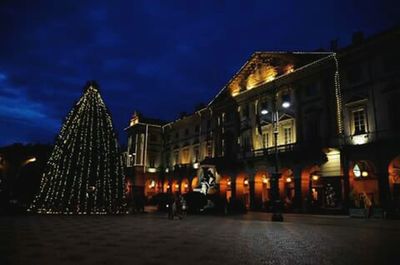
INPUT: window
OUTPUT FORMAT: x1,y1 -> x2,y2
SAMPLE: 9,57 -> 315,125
346,64 -> 364,84
206,120 -> 211,129
221,139 -> 225,156
182,148 -> 189,164
284,127 -> 292,144
383,54 -> 400,73
242,135 -> 251,152
388,96 -> 400,131
206,142 -> 212,157
352,109 -> 367,135
262,133 -> 269,148
194,147 -> 199,162
304,82 -> 318,98
195,125 -> 200,133
149,156 -> 155,167
149,134 -> 157,142
353,164 -> 361,178
174,151 -> 179,165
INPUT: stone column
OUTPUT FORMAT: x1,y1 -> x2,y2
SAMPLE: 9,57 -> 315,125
293,166 -> 302,210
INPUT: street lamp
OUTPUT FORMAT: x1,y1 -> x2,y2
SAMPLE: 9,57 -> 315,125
11,157 -> 37,207
281,93 -> 291,109
269,89 -> 291,222
260,102 -> 269,115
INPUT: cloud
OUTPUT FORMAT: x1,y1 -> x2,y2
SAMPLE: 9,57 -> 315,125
0,0 -> 399,146
0,72 -> 61,145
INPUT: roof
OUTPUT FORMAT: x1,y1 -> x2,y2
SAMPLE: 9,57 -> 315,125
208,51 -> 334,105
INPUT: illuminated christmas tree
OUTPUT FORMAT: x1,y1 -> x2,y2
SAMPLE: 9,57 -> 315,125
30,81 -> 125,214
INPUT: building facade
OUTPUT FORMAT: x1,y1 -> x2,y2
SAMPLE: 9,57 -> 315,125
125,28 -> 400,214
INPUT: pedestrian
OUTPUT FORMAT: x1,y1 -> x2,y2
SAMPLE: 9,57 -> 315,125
175,192 -> 183,219
362,192 -> 372,218
168,193 -> 175,220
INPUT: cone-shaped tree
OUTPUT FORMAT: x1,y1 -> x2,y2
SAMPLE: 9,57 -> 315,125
30,81 -> 125,214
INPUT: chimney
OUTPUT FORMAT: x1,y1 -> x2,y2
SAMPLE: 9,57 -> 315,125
352,31 -> 364,45
330,39 -> 339,51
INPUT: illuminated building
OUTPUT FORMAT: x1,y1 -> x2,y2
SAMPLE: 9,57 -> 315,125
125,28 -> 400,214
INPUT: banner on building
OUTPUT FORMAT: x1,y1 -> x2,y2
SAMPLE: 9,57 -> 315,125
194,164 -> 220,195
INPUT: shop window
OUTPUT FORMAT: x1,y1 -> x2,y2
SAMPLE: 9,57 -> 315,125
352,108 -> 367,135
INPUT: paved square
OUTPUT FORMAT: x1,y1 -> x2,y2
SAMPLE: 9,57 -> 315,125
1,212 -> 399,265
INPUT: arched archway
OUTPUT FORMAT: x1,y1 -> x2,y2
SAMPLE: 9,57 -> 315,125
219,175 -> 232,201
236,173 -> 250,208
172,180 -> 180,194
163,180 -> 170,193
349,160 -> 379,207
280,168 -> 295,209
301,165 -> 322,208
191,176 -> 199,191
388,155 -> 400,209
181,178 -> 189,194
254,170 -> 270,209
144,179 -> 157,198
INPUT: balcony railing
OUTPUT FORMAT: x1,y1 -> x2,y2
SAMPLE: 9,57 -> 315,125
238,143 -> 297,159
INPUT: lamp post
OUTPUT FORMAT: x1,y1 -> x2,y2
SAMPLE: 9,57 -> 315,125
11,157 -> 37,208
260,88 -> 291,222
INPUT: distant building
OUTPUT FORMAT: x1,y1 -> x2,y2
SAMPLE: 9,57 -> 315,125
125,27 -> 400,214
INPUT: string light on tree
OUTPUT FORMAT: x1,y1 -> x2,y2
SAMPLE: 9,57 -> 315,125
29,81 -> 126,214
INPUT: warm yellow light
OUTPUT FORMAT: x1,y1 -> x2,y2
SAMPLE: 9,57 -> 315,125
130,117 -> 139,126
149,180 -> 155,188
286,177 -> 292,183
193,162 -> 199,169
184,184 -> 188,188
148,167 -> 156,173
312,175 -> 319,181
361,171 -> 369,177
175,184 -> 179,189
227,180 -> 231,186
246,65 -> 277,90
26,157 -> 36,164
352,134 -> 369,145
244,179 -> 249,185
262,178 -> 268,184
167,185 -> 170,189
284,64 -> 294,74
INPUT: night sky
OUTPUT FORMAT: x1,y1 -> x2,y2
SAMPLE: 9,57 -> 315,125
0,0 -> 398,147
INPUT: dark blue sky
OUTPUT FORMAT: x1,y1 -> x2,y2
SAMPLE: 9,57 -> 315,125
0,0 -> 398,146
